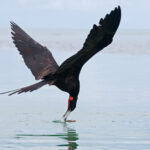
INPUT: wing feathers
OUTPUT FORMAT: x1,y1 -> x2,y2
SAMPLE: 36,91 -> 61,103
83,6 -> 121,51
58,6 -> 121,74
10,22 -> 59,80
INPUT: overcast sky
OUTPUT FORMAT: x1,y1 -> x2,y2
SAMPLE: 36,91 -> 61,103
0,0 -> 149,30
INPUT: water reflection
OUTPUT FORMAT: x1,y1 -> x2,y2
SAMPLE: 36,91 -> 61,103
56,122 -> 79,149
16,121 -> 79,150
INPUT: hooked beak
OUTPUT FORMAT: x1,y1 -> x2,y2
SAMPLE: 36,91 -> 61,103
62,110 -> 71,122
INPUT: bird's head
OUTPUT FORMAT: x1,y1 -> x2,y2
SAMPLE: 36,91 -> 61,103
62,94 -> 78,121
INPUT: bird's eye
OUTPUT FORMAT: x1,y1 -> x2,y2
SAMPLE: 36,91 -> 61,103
69,96 -> 74,101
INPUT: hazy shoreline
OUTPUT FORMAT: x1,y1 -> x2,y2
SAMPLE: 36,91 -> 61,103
0,29 -> 150,55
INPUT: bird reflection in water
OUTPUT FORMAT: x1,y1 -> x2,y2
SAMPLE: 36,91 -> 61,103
16,122 -> 79,150
56,122 -> 79,150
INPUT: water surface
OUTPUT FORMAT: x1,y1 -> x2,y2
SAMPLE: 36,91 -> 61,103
0,30 -> 150,150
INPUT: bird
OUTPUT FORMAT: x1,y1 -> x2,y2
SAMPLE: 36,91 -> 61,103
0,6 -> 121,121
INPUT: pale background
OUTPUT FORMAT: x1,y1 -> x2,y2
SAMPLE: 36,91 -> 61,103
0,0 -> 149,30
0,1 -> 150,150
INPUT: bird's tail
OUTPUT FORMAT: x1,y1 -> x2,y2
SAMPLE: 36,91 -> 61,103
0,80 -> 48,96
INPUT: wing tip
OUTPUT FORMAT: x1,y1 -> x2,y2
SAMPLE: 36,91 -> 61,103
10,21 -> 16,29
98,5 -> 121,35
10,21 -> 22,33
116,5 -> 121,16
99,5 -> 121,24
110,5 -> 121,19
115,5 -> 121,18
114,5 -> 121,12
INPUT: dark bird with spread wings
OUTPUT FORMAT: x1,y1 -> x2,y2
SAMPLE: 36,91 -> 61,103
1,6 -> 121,121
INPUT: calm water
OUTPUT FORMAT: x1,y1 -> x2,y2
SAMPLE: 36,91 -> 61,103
0,30 -> 150,149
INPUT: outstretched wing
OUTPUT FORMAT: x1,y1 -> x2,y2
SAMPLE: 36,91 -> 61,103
10,22 -> 59,80
57,6 -> 121,74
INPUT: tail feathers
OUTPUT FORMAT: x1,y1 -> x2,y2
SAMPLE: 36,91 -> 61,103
0,80 -> 48,96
